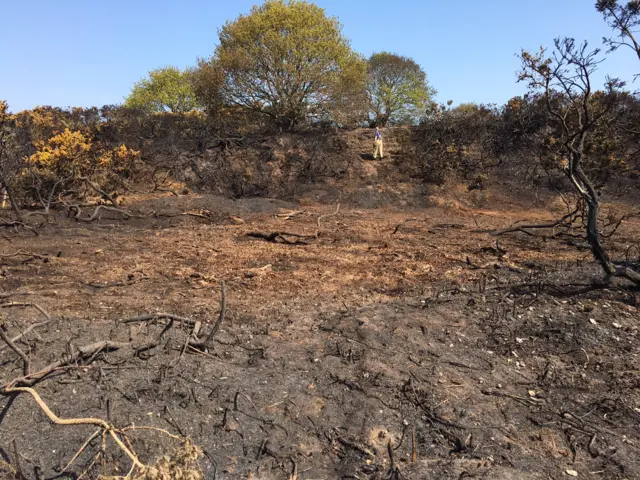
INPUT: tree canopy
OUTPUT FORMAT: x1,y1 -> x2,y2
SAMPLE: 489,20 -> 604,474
366,52 -> 436,127
596,0 -> 640,61
125,66 -> 198,113
213,0 -> 366,130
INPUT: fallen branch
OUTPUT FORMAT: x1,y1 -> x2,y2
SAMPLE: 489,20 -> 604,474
182,209 -> 215,219
80,177 -> 119,207
0,291 -> 32,299
2,385 -> 202,478
0,220 -> 38,236
3,340 -> 129,389
613,264 -> 640,284
247,231 -> 315,245
0,301 -> 52,320
123,281 -> 227,355
0,320 -> 31,376
275,210 -> 306,220
133,318 -> 176,359
68,205 -> 153,223
489,208 -> 579,236
0,320 -> 50,353
385,440 -> 406,480
0,302 -> 53,352
4,386 -> 142,469
391,218 -> 418,235
333,430 -> 375,458
0,249 -> 49,261
80,274 -> 149,289
121,312 -> 198,327
194,281 -> 226,350
601,210 -> 640,239
316,203 -> 340,236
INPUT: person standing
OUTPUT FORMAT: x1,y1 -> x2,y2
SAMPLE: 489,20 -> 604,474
373,127 -> 384,160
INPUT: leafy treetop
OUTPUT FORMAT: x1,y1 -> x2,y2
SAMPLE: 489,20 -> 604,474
215,0 -> 365,130
125,66 -> 198,113
366,52 -> 436,127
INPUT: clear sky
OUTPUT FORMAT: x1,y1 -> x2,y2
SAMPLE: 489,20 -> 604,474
2,0 -> 637,112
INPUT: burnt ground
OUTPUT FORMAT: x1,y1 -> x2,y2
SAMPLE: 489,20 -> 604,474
0,187 -> 638,480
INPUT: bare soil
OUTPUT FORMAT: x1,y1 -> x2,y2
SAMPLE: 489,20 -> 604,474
0,185 -> 638,480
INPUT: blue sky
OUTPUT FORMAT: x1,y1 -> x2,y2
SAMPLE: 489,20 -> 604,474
2,0 -> 637,112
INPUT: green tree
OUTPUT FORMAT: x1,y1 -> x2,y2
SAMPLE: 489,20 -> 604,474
214,0 -> 365,130
125,66 -> 198,113
190,58 -> 225,119
366,52 -> 436,127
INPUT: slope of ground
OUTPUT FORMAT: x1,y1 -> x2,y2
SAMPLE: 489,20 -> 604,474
0,187 -> 638,480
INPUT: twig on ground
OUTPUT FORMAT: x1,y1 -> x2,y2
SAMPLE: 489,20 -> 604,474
4,387 -> 142,469
79,177 -> 119,207
392,218 -> 418,235
275,210 -> 306,220
0,320 -> 51,352
0,317 -> 31,376
68,204 -> 154,223
200,281 -> 226,349
0,221 -> 38,236
488,208 -> 580,236
2,340 -> 129,389
247,231 -> 315,245
0,301 -> 52,320
411,424 -> 417,463
122,313 -> 198,328
385,440 -> 406,480
80,274 -> 149,289
316,203 -> 340,237
288,457 -> 298,480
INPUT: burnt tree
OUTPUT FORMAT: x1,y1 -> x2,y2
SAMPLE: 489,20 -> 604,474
519,38 -> 640,284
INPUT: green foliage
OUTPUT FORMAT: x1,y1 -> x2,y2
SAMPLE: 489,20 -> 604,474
214,0 -> 366,130
366,52 -> 436,127
125,67 -> 198,113
189,59 -> 225,119
323,59 -> 369,127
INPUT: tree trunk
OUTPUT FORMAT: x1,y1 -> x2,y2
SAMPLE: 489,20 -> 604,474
584,196 -> 615,275
572,167 -> 639,284
0,179 -> 22,223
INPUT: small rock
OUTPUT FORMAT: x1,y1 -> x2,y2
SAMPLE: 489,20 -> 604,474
612,322 -> 622,329
565,469 -> 578,477
589,318 -> 597,325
